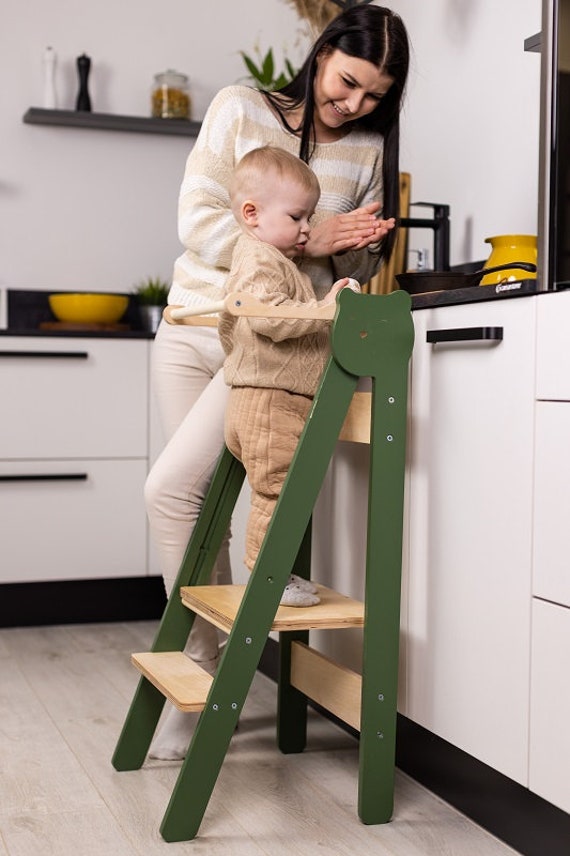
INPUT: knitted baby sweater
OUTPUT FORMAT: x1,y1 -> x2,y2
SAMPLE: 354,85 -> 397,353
169,85 -> 385,311
219,233 -> 331,398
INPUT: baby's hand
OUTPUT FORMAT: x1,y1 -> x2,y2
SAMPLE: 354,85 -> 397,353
320,277 -> 361,306
345,278 -> 361,292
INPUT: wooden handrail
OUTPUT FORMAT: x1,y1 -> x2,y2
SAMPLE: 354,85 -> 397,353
163,291 -> 337,325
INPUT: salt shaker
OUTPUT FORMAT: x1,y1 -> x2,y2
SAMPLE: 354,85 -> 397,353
43,46 -> 57,109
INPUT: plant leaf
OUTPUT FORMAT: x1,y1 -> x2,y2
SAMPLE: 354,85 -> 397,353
241,52 -> 262,82
262,48 -> 274,83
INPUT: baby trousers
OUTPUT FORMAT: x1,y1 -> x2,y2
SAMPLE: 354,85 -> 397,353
224,386 -> 312,570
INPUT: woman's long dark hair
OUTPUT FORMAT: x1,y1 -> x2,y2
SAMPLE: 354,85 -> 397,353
264,5 -> 410,260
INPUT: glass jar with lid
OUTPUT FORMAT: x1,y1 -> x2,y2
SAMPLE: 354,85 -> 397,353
151,70 -> 191,119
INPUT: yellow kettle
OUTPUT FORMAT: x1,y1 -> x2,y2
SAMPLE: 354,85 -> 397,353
480,235 -> 537,285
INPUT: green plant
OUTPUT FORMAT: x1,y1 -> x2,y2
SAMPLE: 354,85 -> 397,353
133,276 -> 170,306
240,46 -> 297,91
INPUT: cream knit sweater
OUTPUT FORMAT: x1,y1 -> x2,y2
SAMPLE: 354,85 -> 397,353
219,233 -> 331,397
168,85 -> 385,310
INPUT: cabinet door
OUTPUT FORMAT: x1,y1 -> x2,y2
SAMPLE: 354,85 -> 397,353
0,459 -> 148,582
406,298 -> 535,784
529,598 -> 570,813
533,402 -> 570,607
0,337 -> 148,459
536,290 -> 570,400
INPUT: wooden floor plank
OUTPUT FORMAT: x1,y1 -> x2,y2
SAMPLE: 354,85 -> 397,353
0,622 -> 520,856
0,807 -> 139,856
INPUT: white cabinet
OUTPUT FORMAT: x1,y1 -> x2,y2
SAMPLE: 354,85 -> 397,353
536,290 -> 570,400
533,290 -> 570,608
529,598 -> 570,813
406,298 -> 536,784
0,336 -> 150,583
533,403 -> 570,607
528,292 -> 570,813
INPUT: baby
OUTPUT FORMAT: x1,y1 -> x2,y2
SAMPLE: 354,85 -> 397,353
219,145 -> 358,607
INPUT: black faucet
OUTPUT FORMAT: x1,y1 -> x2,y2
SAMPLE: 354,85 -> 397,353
400,203 -> 451,271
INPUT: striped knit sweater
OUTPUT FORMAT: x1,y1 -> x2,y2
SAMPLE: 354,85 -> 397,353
169,84 -> 385,310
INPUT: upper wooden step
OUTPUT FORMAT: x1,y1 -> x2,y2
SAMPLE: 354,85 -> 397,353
131,651 -> 212,712
180,584 -> 364,633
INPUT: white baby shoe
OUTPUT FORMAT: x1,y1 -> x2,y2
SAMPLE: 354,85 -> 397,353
280,582 -> 320,607
288,573 -> 318,593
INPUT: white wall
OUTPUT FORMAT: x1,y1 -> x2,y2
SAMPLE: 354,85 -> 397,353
1,0 -> 542,295
1,0 -> 304,292
393,0 -> 542,265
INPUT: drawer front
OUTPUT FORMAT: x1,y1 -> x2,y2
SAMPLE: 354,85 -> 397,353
536,291 -> 570,401
0,458 -> 148,582
0,337 -> 148,459
529,599 -> 570,814
533,402 -> 570,608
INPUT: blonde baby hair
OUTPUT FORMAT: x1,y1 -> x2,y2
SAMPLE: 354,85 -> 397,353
229,145 -> 320,219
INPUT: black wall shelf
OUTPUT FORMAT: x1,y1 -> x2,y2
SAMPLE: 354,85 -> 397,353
23,107 -> 201,137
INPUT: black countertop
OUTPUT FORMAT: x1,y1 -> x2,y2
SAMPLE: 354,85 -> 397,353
0,281 -> 542,339
410,277 -> 539,310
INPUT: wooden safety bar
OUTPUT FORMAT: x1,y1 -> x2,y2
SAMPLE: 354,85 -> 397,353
163,291 -> 337,326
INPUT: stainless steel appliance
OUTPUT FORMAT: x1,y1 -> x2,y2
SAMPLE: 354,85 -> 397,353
537,0 -> 570,290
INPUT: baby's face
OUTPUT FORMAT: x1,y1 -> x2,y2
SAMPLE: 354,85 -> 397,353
253,177 -> 319,259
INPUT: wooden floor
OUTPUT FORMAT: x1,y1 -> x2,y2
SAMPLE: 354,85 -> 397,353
0,621 -> 521,856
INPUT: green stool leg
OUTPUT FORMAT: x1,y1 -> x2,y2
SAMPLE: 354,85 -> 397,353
358,359 -> 410,823
112,449 -> 245,771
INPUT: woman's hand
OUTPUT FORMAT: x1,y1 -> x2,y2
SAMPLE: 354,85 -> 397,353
305,202 -> 396,258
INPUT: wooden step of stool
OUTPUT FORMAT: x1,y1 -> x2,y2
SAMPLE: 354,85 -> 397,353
131,651 -> 213,712
180,583 -> 364,633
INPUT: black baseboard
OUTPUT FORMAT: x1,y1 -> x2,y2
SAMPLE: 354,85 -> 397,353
259,637 -> 570,856
0,576 -> 167,627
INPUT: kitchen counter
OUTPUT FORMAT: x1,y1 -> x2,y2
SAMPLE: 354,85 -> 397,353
410,277 -> 539,310
2,280 -> 543,338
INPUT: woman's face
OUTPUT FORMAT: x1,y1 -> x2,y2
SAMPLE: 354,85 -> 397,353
313,48 -> 394,140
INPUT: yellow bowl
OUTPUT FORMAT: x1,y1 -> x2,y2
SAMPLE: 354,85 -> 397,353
49,293 -> 129,324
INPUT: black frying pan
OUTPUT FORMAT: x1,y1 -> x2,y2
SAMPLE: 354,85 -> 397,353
396,262 -> 537,294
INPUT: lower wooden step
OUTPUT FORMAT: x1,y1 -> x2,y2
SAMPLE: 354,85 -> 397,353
180,583 -> 364,633
131,651 -> 212,712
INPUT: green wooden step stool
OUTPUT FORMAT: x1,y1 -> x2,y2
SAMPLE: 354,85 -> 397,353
112,287 -> 414,842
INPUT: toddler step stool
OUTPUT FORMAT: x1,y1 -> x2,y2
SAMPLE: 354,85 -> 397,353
112,287 -> 414,842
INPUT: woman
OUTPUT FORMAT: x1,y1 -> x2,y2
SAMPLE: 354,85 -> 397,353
145,4 -> 410,760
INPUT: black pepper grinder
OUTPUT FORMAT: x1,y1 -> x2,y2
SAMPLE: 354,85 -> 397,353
75,53 -> 92,111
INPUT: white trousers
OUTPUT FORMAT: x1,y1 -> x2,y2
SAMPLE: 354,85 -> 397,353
144,319 -> 231,669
